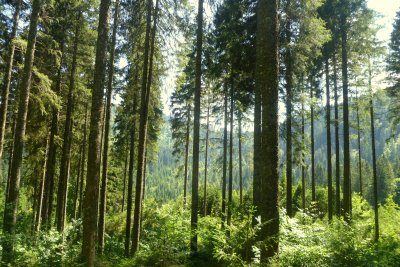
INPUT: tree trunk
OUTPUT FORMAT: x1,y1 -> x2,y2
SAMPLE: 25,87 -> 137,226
2,0 -> 41,263
73,132 -> 83,220
78,103 -> 89,219
256,0 -> 279,261
253,80 -> 261,225
368,58 -> 379,241
340,0 -> 351,221
301,89 -> 306,210
325,58 -> 333,221
124,93 -> 137,257
35,138 -> 49,232
5,116 -> 16,202
333,51 -> 341,217
284,0 -> 293,217
131,0 -> 159,256
121,147 -> 128,212
238,113 -> 243,205
57,12 -> 81,233
42,34 -> 66,232
227,80 -> 234,231
311,83 -> 316,202
190,0 -> 203,255
184,105 -> 191,206
81,0 -> 111,263
222,82 -> 228,228
98,0 -> 120,253
0,0 -> 21,162
355,87 -> 362,196
203,100 -> 210,216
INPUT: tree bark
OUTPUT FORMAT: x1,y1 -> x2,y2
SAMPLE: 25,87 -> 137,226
98,0 -> 120,253
131,0 -> 159,256
256,0 -> 279,261
2,0 -> 41,263
81,0 -> 111,263
190,0 -> 203,255
0,0 -> 21,163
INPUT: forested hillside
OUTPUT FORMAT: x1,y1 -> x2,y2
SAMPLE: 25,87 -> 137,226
0,0 -> 400,266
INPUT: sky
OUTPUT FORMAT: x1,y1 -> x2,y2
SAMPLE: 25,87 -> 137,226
159,0 -> 400,116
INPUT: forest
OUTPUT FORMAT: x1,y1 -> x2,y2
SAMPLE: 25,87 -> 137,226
0,0 -> 400,266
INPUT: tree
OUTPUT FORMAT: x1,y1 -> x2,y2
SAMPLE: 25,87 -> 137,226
131,0 -> 160,255
56,10 -> 81,233
2,0 -> 42,263
81,0 -> 111,264
190,0 -> 203,255
340,0 -> 351,221
256,0 -> 279,261
387,9 -> 400,99
98,0 -> 120,253
0,0 -> 21,163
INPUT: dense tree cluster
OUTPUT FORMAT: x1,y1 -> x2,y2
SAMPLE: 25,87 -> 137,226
0,0 -> 399,266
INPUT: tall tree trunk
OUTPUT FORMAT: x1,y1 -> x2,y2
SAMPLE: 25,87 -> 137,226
284,0 -> 293,217
2,0 -> 41,263
124,93 -> 137,257
238,113 -> 243,205
121,147 -> 128,212
222,82 -> 228,228
253,81 -> 262,224
355,87 -> 362,196
368,58 -> 379,241
73,133 -> 83,220
333,50 -> 341,217
301,89 -> 306,210
256,0 -> 279,261
340,0 -> 351,221
227,80 -> 234,231
310,83 -> 316,201
78,103 -> 89,219
190,0 -> 203,255
35,138 -> 49,231
5,116 -> 16,202
0,0 -> 21,162
203,100 -> 210,216
57,12 -> 81,233
81,0 -> 111,263
98,0 -> 120,253
183,105 -> 191,206
131,0 -> 159,256
326,58 -> 333,221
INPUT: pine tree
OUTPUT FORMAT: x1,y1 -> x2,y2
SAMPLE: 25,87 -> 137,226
2,0 -> 42,263
81,0 -> 111,263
